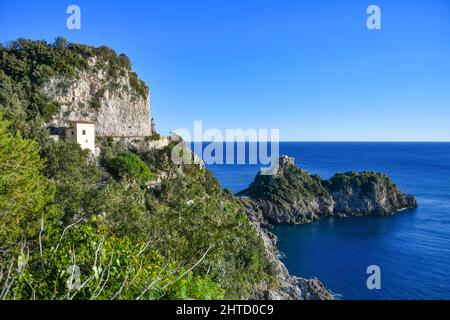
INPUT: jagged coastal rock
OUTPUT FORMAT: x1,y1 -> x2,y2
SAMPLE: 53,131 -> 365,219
238,155 -> 417,225
42,57 -> 152,138
248,217 -> 335,300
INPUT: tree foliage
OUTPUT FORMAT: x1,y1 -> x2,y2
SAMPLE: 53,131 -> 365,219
0,114 -> 56,252
141,148 -> 277,298
43,141 -> 101,223
325,171 -> 397,196
0,129 -> 224,300
5,224 -> 223,300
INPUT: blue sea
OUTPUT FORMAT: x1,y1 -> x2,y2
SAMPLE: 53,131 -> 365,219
205,142 -> 450,300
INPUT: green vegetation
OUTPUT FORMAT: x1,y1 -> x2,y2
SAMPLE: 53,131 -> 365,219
0,37 -> 148,142
239,160 -> 401,207
11,225 -> 223,300
43,141 -> 101,223
0,39 -> 277,299
139,150 -> 277,297
0,115 -> 223,300
0,114 -> 56,250
324,171 -> 397,196
145,133 -> 162,141
106,152 -> 155,185
239,161 -> 413,217
239,164 -> 330,206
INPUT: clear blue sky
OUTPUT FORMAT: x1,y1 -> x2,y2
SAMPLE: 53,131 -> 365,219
1,0 -> 449,141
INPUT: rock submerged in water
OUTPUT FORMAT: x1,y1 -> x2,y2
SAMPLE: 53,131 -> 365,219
237,155 -> 417,225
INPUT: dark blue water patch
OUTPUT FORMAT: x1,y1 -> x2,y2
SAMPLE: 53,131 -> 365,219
206,142 -> 450,299
271,210 -> 450,300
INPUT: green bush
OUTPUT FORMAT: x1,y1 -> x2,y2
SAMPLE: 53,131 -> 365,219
106,152 -> 155,184
5,224 -> 223,300
0,113 -> 57,252
0,117 -> 224,300
325,171 -> 397,196
239,164 -> 330,205
143,156 -> 277,298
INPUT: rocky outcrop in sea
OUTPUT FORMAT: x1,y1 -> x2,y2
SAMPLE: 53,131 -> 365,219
237,155 -> 417,299
238,155 -> 417,225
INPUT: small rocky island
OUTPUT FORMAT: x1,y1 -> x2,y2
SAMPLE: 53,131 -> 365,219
238,156 -> 417,226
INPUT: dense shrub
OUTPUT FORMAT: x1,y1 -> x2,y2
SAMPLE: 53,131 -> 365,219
140,147 -> 277,298
0,116 -> 223,300
106,152 -> 155,185
5,224 -> 223,300
325,171 -> 397,196
240,164 -> 330,205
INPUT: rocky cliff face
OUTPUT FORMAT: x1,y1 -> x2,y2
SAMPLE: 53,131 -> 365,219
238,156 -> 417,225
42,57 -> 152,137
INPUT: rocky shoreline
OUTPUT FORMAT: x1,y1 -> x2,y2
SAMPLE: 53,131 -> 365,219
246,206 -> 335,300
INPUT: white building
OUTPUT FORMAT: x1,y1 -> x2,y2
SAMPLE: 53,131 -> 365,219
66,120 -> 96,155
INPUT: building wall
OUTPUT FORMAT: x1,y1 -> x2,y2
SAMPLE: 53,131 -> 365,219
75,123 -> 95,155
66,127 -> 75,142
